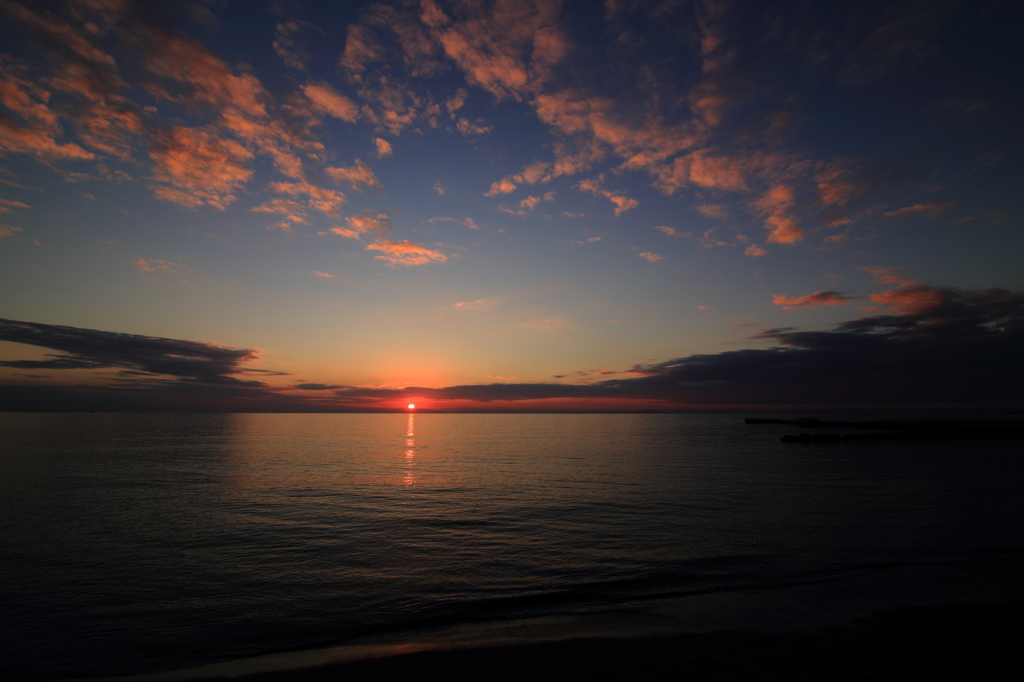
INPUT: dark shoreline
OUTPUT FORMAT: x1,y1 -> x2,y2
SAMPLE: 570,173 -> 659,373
93,599 -> 1024,682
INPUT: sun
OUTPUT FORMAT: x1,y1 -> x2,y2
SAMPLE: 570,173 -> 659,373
407,403 -> 416,409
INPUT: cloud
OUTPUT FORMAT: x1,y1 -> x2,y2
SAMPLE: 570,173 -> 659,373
329,282 -> 1024,408
884,202 -> 952,218
428,0 -> 566,102
130,257 -> 186,272
695,204 -> 729,219
6,281 -> 1022,410
293,383 -> 344,391
374,137 -> 393,158
149,126 -> 255,210
332,209 -> 392,239
312,271 -> 333,278
751,184 -> 802,244
0,198 -> 30,212
302,82 -> 359,122
576,176 -> 638,216
862,265 -> 910,285
744,244 -> 767,257
485,177 -> 518,197
268,181 -> 346,217
365,238 -> 447,266
325,159 -> 383,191
772,291 -> 860,310
456,117 -> 492,135
637,252 -> 663,262
0,318 -> 265,386
274,21 -> 314,71
454,298 -> 497,311
428,216 -> 478,229
0,225 -> 23,238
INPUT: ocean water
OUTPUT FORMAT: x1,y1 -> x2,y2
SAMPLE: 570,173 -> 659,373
1,412 -> 1023,681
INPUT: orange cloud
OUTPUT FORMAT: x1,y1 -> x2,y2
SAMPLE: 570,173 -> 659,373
456,117 -> 492,135
772,291 -> 859,310
333,210 -> 392,239
744,244 -> 767,257
139,27 -> 268,119
752,185 -> 802,244
695,204 -> 729,219
0,117 -> 94,161
302,83 -> 359,122
365,238 -> 447,266
868,284 -> 947,315
638,252 -> 663,262
251,199 -> 307,227
374,137 -> 393,158
655,226 -> 680,237
313,271 -> 333,278
430,0 -> 566,101
269,181 -> 345,217
325,159 -> 383,191
0,225 -> 23,238
0,198 -> 30,213
149,127 -> 254,209
576,176 -> 638,216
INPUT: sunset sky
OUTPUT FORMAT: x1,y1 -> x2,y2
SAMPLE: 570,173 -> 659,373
1,0 -> 1022,412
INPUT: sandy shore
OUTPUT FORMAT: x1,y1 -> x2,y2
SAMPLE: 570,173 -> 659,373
174,599 -> 1021,682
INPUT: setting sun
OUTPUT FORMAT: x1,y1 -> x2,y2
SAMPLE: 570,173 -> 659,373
407,404 -> 416,409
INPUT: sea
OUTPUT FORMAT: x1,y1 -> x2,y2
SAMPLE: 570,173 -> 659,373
2,412 -> 1023,681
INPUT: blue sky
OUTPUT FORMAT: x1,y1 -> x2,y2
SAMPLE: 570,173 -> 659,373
1,0 -> 1022,411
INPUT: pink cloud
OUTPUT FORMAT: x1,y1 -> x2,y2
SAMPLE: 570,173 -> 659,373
302,83 -> 359,122
0,117 -> 94,161
149,127 -> 254,209
862,266 -> 910,285
313,271 -> 333,278
268,182 -> 345,217
695,204 -> 729,219
324,160 -> 382,191
130,257 -> 185,272
868,283 -> 948,315
655,226 -> 680,237
456,117 -> 492,135
453,298 -> 497,311
0,225 -> 23,238
335,210 -> 392,238
374,138 -> 393,158
576,176 -> 638,216
0,199 -> 30,213
744,244 -> 767,257
638,252 -> 663,262
884,202 -> 952,218
251,199 -> 307,227
366,238 -> 447,266
752,185 -> 803,244
772,291 -> 860,310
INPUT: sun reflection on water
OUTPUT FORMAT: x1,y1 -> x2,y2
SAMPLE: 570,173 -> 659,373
404,413 -> 415,486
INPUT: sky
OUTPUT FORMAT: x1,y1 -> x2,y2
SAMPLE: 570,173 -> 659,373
1,0 -> 1022,412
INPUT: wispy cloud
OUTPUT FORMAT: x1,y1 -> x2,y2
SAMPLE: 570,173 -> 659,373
772,290 -> 859,310
366,238 -> 447,266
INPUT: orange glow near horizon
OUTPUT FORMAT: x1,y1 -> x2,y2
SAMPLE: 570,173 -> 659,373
407,403 -> 416,409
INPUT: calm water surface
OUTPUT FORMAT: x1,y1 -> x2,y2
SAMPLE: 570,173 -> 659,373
1,413 -> 1023,680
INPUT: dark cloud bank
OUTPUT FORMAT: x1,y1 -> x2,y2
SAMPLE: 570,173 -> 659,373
2,282 -> 1022,411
